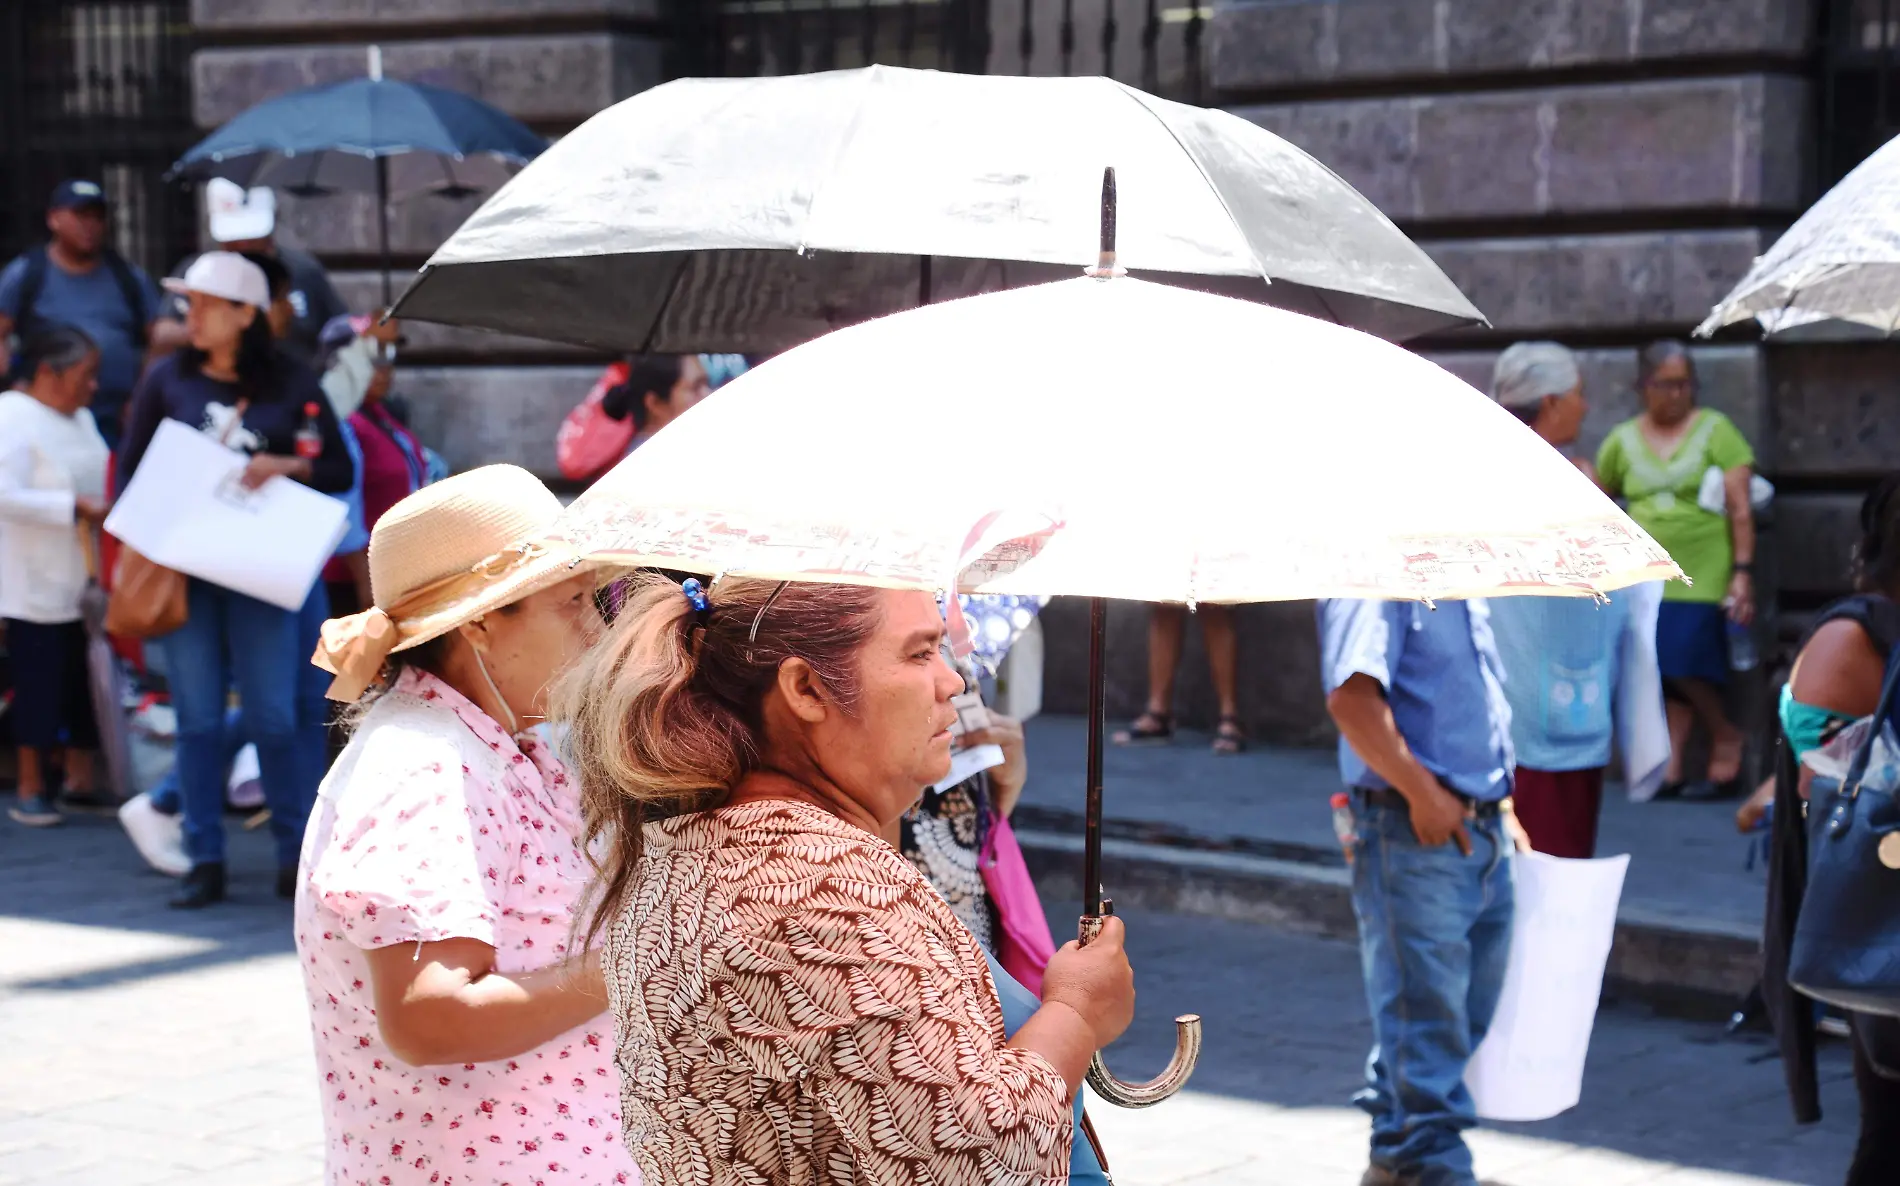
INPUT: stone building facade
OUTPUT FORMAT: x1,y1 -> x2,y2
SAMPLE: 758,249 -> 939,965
179,0 -> 1899,741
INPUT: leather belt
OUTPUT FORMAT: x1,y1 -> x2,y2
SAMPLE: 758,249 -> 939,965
1356,786 -> 1503,818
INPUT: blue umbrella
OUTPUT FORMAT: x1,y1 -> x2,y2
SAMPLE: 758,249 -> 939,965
171,47 -> 546,303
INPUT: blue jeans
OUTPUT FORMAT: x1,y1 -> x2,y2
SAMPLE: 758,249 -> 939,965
152,585 -> 331,829
149,706 -> 245,814
1349,792 -> 1515,1185
165,579 -> 315,868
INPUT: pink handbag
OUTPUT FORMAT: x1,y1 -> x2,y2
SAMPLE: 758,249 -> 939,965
982,811 -> 1058,996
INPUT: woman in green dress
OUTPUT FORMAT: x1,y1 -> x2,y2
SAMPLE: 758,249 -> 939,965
1596,341 -> 1758,793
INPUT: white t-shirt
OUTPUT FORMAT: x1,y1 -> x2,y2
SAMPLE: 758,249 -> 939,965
0,391 -> 109,623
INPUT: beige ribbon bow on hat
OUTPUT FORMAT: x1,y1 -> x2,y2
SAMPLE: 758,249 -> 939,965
312,607 -> 400,703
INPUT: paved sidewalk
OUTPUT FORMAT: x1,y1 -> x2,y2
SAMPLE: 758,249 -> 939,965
0,811 -> 318,1186
0,810 -> 1862,1186
1016,715 -> 1768,938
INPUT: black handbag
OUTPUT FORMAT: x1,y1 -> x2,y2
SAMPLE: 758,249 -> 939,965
1789,646 -> 1900,1016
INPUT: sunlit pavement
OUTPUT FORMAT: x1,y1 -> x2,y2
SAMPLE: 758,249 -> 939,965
0,811 -> 1862,1186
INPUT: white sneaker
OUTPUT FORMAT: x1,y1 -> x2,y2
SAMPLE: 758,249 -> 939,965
118,792 -> 189,877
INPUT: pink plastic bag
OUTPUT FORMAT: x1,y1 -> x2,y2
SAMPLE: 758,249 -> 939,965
555,361 -> 635,483
982,812 -> 1058,996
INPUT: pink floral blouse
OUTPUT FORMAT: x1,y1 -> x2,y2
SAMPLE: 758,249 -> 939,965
294,669 -> 638,1186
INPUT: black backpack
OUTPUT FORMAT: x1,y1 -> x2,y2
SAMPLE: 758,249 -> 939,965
8,244 -> 151,377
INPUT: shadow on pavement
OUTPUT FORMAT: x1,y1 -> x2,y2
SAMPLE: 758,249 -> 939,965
1104,907 -> 1857,1186
0,807 -> 293,988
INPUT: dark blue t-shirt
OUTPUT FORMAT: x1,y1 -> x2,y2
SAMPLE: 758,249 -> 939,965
116,352 -> 352,496
0,250 -> 159,418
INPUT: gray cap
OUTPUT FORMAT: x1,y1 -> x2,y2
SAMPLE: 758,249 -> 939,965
1491,341 -> 1580,409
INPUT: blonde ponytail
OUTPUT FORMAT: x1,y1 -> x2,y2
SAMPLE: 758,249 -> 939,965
555,574 -> 881,947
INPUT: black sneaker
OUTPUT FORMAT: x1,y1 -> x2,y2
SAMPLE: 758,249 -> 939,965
170,862 -> 227,909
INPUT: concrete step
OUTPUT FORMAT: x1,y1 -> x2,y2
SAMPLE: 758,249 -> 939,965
1017,824 -> 1760,1016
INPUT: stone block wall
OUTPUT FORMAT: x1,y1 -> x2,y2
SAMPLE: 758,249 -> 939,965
1038,0 -> 1850,738
186,0 -> 657,482
189,2 -> 1894,744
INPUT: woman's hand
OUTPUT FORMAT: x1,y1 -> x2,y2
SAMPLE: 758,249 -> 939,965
1502,801 -> 1535,854
1725,570 -> 1755,626
1040,915 -> 1136,1050
1736,776 -> 1776,833
239,453 -> 310,490
963,714 -> 1027,817
73,496 -> 109,523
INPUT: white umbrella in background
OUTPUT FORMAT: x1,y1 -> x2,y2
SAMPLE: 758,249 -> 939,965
556,180 -> 1678,1109
1699,133 -> 1900,335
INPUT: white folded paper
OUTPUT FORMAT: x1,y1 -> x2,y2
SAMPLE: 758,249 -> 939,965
1466,850 -> 1630,1122
928,743 -> 1006,794
104,419 -> 348,611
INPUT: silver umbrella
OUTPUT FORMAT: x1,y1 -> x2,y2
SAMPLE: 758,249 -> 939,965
391,66 -> 1482,348
1699,133 -> 1900,335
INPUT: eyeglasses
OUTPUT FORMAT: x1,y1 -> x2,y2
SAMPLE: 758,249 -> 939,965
1643,377 -> 1694,393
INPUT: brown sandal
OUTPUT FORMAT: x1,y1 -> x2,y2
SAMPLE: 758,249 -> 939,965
1212,716 -> 1246,755
1113,711 -> 1174,746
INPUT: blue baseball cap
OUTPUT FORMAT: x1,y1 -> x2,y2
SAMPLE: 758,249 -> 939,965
49,179 -> 108,212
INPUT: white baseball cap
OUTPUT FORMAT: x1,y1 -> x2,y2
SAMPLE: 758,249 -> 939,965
206,177 -> 276,243
162,251 -> 271,308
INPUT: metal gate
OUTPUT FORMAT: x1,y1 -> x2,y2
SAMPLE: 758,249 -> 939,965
1818,0 -> 1900,191
0,0 -> 198,278
672,1 -> 1206,105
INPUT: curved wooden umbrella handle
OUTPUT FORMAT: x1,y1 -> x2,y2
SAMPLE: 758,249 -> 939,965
1077,909 -> 1203,1109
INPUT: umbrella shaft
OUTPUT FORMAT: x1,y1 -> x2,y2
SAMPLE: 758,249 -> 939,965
377,156 -> 392,307
1083,595 -> 1108,917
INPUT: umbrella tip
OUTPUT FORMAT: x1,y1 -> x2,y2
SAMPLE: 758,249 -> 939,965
1085,166 -> 1125,281
368,44 -> 383,81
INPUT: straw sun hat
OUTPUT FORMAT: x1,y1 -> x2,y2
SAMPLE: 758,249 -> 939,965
312,464 -> 593,702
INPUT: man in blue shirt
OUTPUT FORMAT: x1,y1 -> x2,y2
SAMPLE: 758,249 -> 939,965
0,180 -> 162,449
1318,598 -> 1520,1186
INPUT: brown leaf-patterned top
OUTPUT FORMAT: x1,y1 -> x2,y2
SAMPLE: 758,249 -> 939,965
605,799 -> 1074,1186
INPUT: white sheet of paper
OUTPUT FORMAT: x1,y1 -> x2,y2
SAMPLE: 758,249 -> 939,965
1466,850 -> 1630,1122
928,743 -> 1005,794
105,419 -> 347,611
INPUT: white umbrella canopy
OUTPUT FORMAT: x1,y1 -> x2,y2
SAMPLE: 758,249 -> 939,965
556,269 -> 1675,1110
557,275 -> 1675,603
392,66 -> 1483,350
1699,133 -> 1900,335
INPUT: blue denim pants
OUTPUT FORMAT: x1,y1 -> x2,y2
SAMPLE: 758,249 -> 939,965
150,583 -> 331,858
164,579 -> 321,869
1348,792 -> 1515,1185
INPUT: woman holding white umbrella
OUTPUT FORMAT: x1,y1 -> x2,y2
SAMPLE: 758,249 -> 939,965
561,576 -> 1128,1186
542,185 -> 1676,1186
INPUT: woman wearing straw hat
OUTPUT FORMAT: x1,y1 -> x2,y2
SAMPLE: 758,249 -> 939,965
295,464 -> 638,1186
